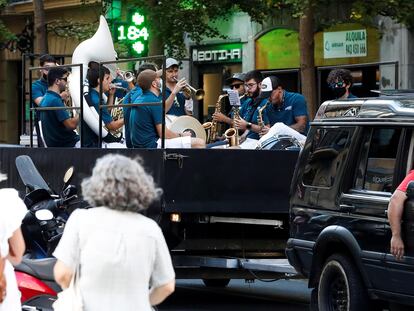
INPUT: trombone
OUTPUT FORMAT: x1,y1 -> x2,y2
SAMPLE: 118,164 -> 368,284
118,70 -> 135,83
173,77 -> 205,100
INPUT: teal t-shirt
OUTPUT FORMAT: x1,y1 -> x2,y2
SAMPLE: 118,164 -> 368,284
264,90 -> 309,134
81,88 -> 113,148
123,86 -> 143,148
238,97 -> 268,140
165,87 -> 186,116
130,90 -> 162,148
40,90 -> 79,147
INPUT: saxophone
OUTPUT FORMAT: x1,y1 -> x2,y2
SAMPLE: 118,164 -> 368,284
203,94 -> 228,143
224,105 -> 240,147
257,103 -> 268,129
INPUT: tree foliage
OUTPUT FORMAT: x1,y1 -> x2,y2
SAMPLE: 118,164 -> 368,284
0,0 -> 16,45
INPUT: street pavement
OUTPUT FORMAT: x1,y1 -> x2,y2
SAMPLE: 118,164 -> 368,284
159,278 -> 311,310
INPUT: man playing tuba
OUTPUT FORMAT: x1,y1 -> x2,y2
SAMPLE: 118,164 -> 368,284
82,63 -> 124,148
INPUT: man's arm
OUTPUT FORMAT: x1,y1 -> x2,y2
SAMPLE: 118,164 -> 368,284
33,97 -> 43,106
165,80 -> 186,112
290,115 -> 307,133
105,119 -> 124,131
150,280 -> 175,306
155,124 -> 186,139
388,189 -> 407,260
62,116 -> 79,130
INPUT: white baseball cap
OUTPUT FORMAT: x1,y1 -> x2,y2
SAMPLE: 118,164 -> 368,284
165,58 -> 179,69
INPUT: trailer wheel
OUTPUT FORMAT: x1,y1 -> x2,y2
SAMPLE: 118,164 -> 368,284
318,254 -> 369,311
202,278 -> 230,288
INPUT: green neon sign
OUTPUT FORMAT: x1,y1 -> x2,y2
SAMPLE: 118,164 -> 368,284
114,11 -> 149,56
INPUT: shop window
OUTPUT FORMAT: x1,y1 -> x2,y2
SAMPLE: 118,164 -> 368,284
354,128 -> 401,193
303,128 -> 352,188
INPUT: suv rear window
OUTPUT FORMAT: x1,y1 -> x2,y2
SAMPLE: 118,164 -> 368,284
354,128 -> 401,193
302,128 -> 352,188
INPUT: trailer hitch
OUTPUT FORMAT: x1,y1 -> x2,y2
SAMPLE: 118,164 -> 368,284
164,153 -> 189,169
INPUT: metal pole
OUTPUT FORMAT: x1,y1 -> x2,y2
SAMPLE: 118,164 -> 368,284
29,69 -> 33,148
80,65 -> 84,147
161,57 -> 166,149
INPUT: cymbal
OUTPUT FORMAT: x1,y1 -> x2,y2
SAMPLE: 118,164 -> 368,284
168,116 -> 206,141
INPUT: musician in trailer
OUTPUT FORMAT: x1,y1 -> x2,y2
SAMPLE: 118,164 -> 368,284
232,70 -> 268,144
259,76 -> 309,136
212,72 -> 252,128
32,54 -> 69,147
82,63 -> 124,148
39,67 -> 80,148
163,58 -> 193,116
130,69 -> 205,149
123,63 -> 158,148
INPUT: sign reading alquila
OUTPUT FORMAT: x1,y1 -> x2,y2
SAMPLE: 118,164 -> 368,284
323,29 -> 367,59
192,43 -> 242,63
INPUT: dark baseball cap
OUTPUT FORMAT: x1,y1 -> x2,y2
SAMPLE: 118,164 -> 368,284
225,73 -> 246,85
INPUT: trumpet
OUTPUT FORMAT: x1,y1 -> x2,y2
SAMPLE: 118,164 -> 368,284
118,70 -> 135,83
173,77 -> 205,100
109,84 -> 129,92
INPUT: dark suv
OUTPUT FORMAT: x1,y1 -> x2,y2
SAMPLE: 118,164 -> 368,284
286,97 -> 414,310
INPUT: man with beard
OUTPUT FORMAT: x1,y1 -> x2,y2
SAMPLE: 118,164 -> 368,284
260,76 -> 309,136
326,68 -> 358,100
39,67 -> 79,147
233,70 -> 268,142
32,54 -> 69,146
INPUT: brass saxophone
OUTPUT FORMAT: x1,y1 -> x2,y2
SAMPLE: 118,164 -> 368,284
203,94 -> 228,143
224,105 -> 240,147
257,103 -> 268,129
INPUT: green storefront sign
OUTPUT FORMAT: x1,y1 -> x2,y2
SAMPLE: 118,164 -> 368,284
192,43 -> 242,63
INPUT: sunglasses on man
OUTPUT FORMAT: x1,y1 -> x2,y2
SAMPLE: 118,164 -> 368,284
231,83 -> 244,89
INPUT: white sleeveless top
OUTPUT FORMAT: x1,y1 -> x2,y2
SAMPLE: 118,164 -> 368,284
53,207 -> 175,311
0,188 -> 27,311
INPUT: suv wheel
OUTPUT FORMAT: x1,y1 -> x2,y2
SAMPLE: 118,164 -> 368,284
318,254 -> 369,311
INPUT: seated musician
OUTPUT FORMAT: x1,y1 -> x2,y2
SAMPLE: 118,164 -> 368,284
39,67 -> 79,147
212,73 -> 251,129
123,63 -> 158,148
163,58 -> 193,116
232,70 -> 268,144
130,69 -> 205,149
82,63 -> 124,148
260,76 -> 309,137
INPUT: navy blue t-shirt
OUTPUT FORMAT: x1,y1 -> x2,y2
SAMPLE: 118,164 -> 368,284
123,86 -> 143,148
165,87 -> 186,116
130,90 -> 162,148
40,90 -> 79,147
264,91 -> 309,134
82,89 -> 113,148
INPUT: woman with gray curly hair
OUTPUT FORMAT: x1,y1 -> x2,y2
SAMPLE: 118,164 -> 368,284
53,154 -> 175,311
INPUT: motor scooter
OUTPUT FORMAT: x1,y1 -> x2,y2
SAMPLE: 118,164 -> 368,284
14,155 -> 84,309
15,155 -> 80,258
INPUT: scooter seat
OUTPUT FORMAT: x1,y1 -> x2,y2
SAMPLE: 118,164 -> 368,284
15,257 -> 57,281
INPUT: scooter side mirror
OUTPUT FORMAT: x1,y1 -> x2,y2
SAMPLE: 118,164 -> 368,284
63,167 -> 74,184
35,209 -> 54,221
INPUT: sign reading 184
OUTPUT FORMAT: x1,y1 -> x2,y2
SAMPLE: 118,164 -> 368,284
115,11 -> 149,56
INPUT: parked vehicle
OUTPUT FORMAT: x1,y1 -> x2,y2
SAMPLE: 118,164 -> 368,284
287,96 -> 414,310
16,155 -> 80,259
16,257 -> 59,310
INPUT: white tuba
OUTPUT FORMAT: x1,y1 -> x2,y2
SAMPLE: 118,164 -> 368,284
68,16 -> 118,139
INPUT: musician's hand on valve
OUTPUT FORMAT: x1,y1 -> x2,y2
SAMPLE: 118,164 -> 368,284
173,78 -> 187,94
108,84 -> 116,95
260,125 -> 270,137
234,117 -> 247,130
213,112 -> 226,122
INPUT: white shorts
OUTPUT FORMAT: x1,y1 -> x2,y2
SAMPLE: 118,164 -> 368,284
157,136 -> 192,148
